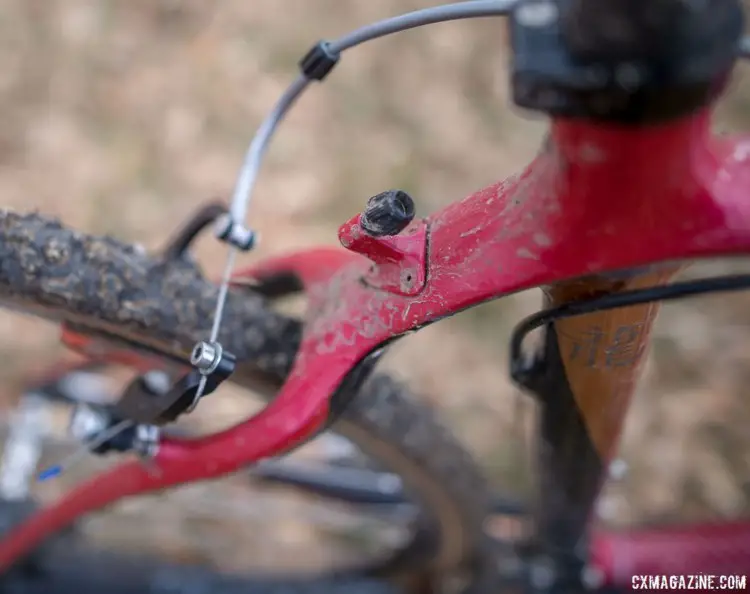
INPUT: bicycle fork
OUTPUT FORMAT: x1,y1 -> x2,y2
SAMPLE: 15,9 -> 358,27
518,265 -> 681,591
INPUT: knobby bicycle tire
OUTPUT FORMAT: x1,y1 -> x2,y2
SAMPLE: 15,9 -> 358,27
0,210 -> 500,593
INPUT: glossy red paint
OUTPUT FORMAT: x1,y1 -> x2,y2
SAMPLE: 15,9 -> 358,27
230,246 -> 365,290
285,111 -> 750,408
3,109 -> 750,573
0,261 -> 352,568
591,521 -> 750,586
0,412 -> 329,568
338,213 -> 428,296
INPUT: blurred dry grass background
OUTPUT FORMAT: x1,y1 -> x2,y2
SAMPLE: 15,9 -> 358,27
0,0 -> 749,571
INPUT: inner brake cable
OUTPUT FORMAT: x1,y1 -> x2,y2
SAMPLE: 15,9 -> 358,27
193,0 -> 750,404
37,0 -> 524,482
37,0 -> 750,479
189,0 -> 522,404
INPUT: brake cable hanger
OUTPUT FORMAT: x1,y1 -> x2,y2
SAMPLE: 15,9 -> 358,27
36,0 -> 520,482
202,0 -> 750,405
37,0 -> 750,480
192,0 -> 523,405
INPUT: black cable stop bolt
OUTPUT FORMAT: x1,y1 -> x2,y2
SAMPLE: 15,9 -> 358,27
360,190 -> 415,237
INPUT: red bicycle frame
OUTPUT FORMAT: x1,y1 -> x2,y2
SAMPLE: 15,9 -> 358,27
2,15 -> 750,594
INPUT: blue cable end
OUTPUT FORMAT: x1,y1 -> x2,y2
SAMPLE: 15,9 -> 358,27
38,466 -> 62,482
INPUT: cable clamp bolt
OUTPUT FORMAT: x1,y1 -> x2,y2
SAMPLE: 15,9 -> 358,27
191,340 -> 236,378
191,341 -> 224,375
214,213 -> 257,251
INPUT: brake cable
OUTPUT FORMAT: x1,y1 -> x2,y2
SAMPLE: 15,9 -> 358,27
201,0 -> 750,405
38,0 -> 750,479
191,0 -> 522,404
36,0 -> 522,482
